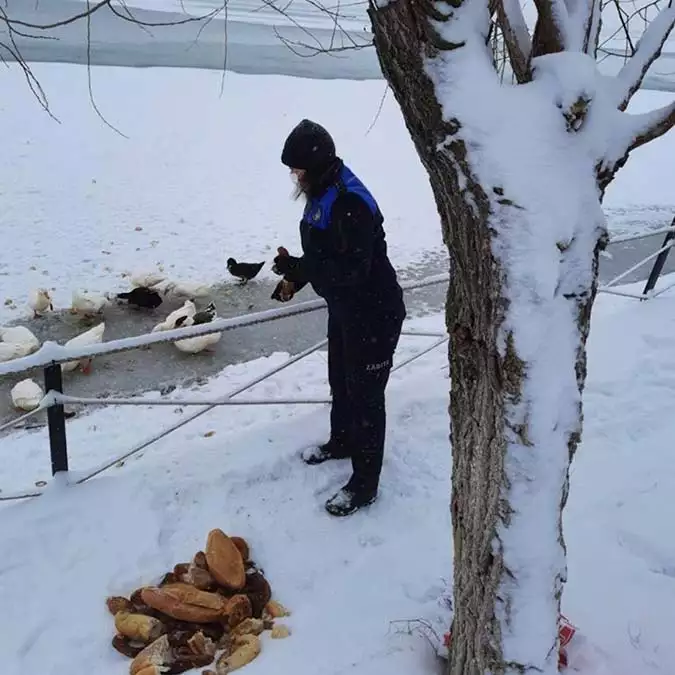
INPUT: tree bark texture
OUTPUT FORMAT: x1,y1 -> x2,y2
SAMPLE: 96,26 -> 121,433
368,2 -> 511,672
367,2 -> 602,674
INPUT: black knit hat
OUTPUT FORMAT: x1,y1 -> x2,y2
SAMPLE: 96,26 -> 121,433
281,119 -> 336,172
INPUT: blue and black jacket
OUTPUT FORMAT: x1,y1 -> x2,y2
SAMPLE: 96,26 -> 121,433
287,160 -> 404,322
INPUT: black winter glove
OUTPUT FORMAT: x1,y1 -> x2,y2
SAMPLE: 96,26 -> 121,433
271,279 -> 295,302
272,253 -> 302,277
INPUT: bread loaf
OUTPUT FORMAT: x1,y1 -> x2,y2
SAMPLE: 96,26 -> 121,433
140,584 -> 227,623
205,529 -> 246,590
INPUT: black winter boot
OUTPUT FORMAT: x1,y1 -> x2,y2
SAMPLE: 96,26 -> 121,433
302,439 -> 351,465
324,484 -> 377,517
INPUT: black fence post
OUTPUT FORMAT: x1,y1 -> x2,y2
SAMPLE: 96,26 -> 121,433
642,223 -> 675,299
44,363 -> 68,475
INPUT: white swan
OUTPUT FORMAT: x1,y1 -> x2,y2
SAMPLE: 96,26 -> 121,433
11,378 -> 44,411
62,322 -> 105,374
0,325 -> 40,357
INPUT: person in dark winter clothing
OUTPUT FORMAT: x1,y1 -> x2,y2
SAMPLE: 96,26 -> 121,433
272,119 -> 406,517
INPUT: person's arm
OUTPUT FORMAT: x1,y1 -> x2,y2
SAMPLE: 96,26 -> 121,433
299,192 -> 376,288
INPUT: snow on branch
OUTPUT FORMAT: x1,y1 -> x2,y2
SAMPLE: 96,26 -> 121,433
627,98 -> 675,151
612,2 -> 675,110
582,0 -> 602,55
531,0 -> 571,58
559,0 -> 599,53
562,0 -> 601,55
497,0 -> 532,82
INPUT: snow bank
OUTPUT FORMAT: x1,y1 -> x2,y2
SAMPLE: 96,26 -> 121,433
0,320 -> 452,675
0,292 -> 675,675
1,291 -> 675,673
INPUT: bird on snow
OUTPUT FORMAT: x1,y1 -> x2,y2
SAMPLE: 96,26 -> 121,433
173,302 -> 221,353
61,322 -> 105,375
130,271 -> 166,289
10,378 -> 44,411
151,299 -> 197,333
71,290 -> 110,317
29,288 -> 53,317
117,286 -> 163,310
160,280 -> 211,299
0,325 -> 40,357
0,342 -> 24,363
176,301 -> 217,326
226,258 -> 265,284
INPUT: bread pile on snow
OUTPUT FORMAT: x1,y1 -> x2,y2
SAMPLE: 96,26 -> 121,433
106,529 -> 290,675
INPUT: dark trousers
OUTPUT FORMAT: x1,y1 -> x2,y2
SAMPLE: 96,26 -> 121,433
327,307 -> 404,493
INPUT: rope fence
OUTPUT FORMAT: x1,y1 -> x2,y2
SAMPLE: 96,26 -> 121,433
0,221 -> 673,502
0,278 -> 450,502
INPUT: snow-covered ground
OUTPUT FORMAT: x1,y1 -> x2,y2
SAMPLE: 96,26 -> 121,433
1,48 -> 675,675
0,62 -> 673,326
1,279 -> 675,674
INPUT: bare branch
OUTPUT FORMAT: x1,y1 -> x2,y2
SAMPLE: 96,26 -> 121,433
273,28 -> 370,57
85,0 -> 129,138
0,5 -> 58,120
366,83 -> 390,135
0,0 -> 112,31
612,2 -> 675,110
219,2 -> 228,98
262,0 -> 372,58
115,0 -> 155,38
628,98 -> 675,151
497,0 -> 532,82
597,0 -> 662,59
107,1 -> 223,27
530,0 -> 570,58
0,0 -> 229,130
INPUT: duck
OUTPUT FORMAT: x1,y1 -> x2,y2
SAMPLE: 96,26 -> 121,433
130,271 -> 166,289
173,303 -> 221,354
117,286 -> 163,310
10,378 -> 44,411
180,301 -> 217,326
163,280 -> 211,299
29,288 -> 53,317
226,258 -> 265,284
71,290 -> 110,317
151,299 -> 196,333
0,325 -> 40,357
148,279 -> 174,297
0,342 -> 24,363
174,321 -> 222,354
62,322 -> 105,374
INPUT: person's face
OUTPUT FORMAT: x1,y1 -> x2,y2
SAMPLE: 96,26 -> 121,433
290,167 -> 308,201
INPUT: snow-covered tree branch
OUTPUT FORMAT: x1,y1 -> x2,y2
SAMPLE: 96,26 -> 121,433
629,98 -> 675,149
497,0 -> 532,81
612,1 -> 675,109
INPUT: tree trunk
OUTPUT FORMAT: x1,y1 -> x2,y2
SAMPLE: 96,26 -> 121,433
368,3 -> 603,674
